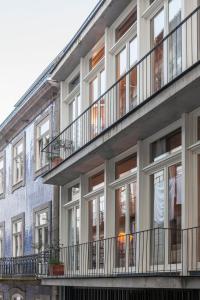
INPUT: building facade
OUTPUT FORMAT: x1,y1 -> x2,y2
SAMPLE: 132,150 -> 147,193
0,61 -> 60,299
40,0 -> 200,299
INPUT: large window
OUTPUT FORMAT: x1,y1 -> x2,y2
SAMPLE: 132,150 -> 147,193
116,35 -> 137,116
150,129 -> 182,266
0,155 -> 4,196
114,154 -> 137,268
89,70 -> 106,138
13,138 -> 24,186
88,171 -> 104,269
69,94 -> 81,149
115,9 -> 137,42
66,183 -> 80,271
35,116 -> 50,171
35,209 -> 49,252
12,219 -> 23,257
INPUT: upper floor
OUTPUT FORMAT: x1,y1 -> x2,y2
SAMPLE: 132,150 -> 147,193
42,0 -> 200,185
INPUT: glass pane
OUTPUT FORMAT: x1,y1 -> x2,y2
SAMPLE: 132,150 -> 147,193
89,77 -> 98,103
99,195 -> 104,268
168,164 -> 182,264
151,129 -> 181,162
168,0 -> 182,79
40,119 -> 49,136
115,155 -> 137,179
116,48 -> 126,78
130,37 -> 137,67
129,182 -> 137,267
89,46 -> 105,70
115,9 -> 137,42
39,212 -> 48,226
151,170 -> 165,265
88,199 -> 97,269
151,9 -> 164,92
89,171 -> 104,191
68,209 -> 75,246
115,186 -> 126,267
129,37 -> 137,109
68,184 -> 80,202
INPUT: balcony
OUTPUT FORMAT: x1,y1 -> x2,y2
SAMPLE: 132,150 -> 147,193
39,227 -> 200,280
43,6 -> 200,185
0,254 -> 39,279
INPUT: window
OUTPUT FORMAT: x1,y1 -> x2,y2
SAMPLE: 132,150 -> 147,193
69,94 -> 81,149
35,209 -> 49,252
88,172 -> 104,269
115,155 -> 137,179
115,9 -> 137,42
0,226 -> 3,258
151,9 -> 164,93
89,171 -> 104,191
116,36 -> 137,116
12,219 -> 23,257
89,70 -> 106,138
151,129 -> 181,162
69,74 -> 80,93
35,116 -> 50,171
13,138 -> 24,186
89,46 -> 105,71
66,184 -> 80,271
11,294 -> 24,300
114,155 -> 137,268
0,155 -> 4,195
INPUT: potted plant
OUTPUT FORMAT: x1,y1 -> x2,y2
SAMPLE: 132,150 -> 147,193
49,258 -> 64,276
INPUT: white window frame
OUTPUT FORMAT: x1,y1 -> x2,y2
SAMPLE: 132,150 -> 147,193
34,208 -> 49,253
12,137 -> 25,188
12,218 -> 23,257
35,115 -> 50,172
143,121 -> 183,271
0,153 -> 5,197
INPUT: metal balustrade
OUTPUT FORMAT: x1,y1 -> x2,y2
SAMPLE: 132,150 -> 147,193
0,227 -> 200,278
43,6 -> 200,169
37,227 -> 200,278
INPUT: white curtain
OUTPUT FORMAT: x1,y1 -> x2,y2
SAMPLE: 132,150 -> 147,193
154,180 -> 164,226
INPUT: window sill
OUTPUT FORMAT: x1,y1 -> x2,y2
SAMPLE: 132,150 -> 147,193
142,0 -> 164,20
143,151 -> 181,175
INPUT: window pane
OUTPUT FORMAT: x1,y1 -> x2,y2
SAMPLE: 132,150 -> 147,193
68,209 -> 75,246
151,129 -> 181,161
168,164 -> 182,264
115,9 -> 137,42
40,119 -> 49,136
89,46 -> 105,71
89,171 -> 104,191
130,37 -> 137,67
151,9 -> 164,92
68,184 -> 80,202
88,199 -> 97,269
115,155 -> 137,179
116,48 -> 126,78
168,0 -> 182,79
39,212 -> 48,226
115,186 -> 126,267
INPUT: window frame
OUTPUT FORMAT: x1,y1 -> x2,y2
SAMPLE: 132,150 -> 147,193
0,151 -> 6,199
33,202 -> 51,253
34,112 -> 51,176
11,213 -> 25,257
12,134 -> 25,191
0,222 -> 5,258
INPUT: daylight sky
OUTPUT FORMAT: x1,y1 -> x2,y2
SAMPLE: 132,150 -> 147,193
0,0 -> 99,124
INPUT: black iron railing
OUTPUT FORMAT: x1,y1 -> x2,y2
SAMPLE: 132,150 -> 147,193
0,254 -> 39,278
37,227 -> 200,278
43,6 -> 200,169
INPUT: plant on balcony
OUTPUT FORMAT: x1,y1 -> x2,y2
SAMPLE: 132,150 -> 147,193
49,258 -> 64,276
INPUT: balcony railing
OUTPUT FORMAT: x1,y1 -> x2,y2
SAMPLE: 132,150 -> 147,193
38,227 -> 200,278
44,6 -> 200,169
0,254 -> 39,278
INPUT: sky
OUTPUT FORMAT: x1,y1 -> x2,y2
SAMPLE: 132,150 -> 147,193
0,0 -> 99,124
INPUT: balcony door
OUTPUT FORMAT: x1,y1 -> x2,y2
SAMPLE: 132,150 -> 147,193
89,70 -> 106,138
151,0 -> 182,94
69,94 -> 81,150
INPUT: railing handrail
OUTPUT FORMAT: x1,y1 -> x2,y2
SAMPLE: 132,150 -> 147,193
42,5 -> 200,153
